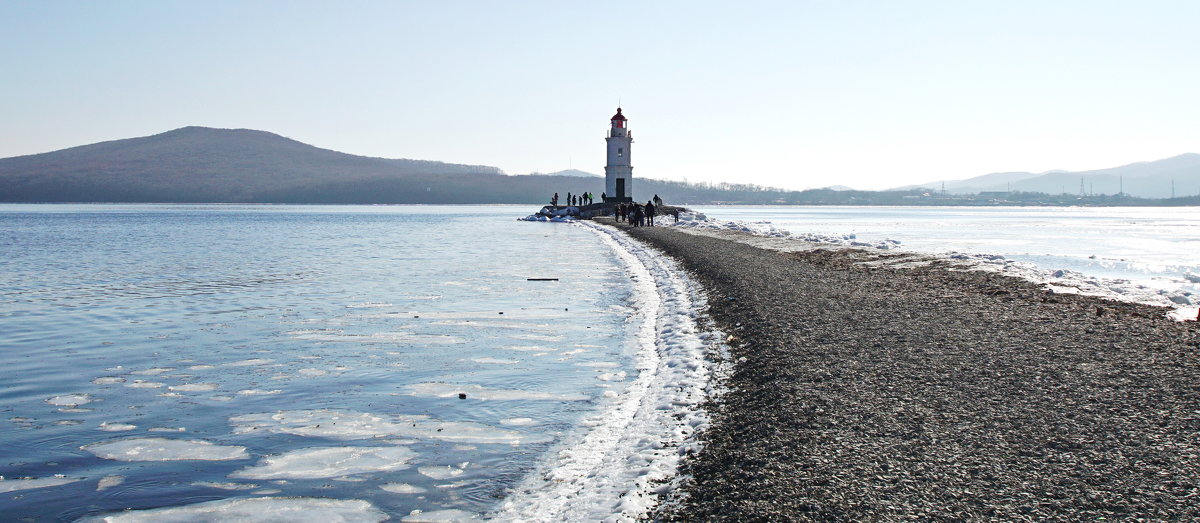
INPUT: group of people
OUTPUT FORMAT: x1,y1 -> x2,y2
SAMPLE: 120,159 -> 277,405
550,192 -> 597,207
614,195 -> 668,227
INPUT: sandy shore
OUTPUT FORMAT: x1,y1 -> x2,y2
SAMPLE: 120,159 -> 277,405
603,219 -> 1200,521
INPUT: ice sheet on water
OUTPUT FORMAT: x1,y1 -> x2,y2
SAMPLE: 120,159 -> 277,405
99,422 -> 137,432
83,437 -> 249,461
237,389 -> 283,396
405,383 -> 588,401
126,380 -> 164,389
470,357 -> 518,365
230,409 -> 544,444
230,446 -> 416,480
224,358 -> 275,367
97,475 -> 124,491
93,376 -> 125,384
380,482 -> 427,494
499,418 -> 536,426
192,481 -> 259,490
417,464 -> 466,480
401,509 -> 481,522
131,367 -> 175,375
169,383 -> 219,392
46,393 -> 92,406
0,476 -> 80,493
78,497 -> 388,523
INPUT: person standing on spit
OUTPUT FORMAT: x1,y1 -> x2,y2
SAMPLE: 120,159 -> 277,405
552,192 -> 559,206
644,200 -> 656,227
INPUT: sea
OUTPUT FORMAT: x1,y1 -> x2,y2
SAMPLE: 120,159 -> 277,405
2,203 -> 1197,521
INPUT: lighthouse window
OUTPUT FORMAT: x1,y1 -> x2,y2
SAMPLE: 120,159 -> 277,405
618,147 -> 623,157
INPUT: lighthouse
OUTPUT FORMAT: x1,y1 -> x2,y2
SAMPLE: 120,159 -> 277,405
604,107 -> 633,202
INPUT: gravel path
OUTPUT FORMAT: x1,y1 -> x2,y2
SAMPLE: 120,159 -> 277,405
607,220 -> 1200,521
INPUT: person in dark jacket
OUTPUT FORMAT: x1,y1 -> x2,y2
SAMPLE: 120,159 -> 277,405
644,200 -> 656,226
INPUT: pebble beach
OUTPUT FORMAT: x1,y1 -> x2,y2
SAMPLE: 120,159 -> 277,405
608,219 -> 1200,521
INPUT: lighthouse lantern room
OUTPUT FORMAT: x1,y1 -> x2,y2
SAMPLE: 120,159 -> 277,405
604,107 -> 633,202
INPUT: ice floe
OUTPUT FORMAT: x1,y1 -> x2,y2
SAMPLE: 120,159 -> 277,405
126,380 -> 164,389
401,509 -> 481,522
192,481 -> 259,490
83,437 -> 249,461
0,476 -> 80,493
237,389 -> 283,396
98,422 -> 137,432
46,393 -> 92,407
229,409 -> 544,444
92,376 -> 126,385
78,497 -> 388,522
380,482 -> 427,494
224,358 -> 275,367
499,418 -> 536,426
131,367 -> 175,376
168,383 -> 219,392
417,464 -> 466,480
471,357 -> 518,365
404,383 -> 588,401
97,475 -> 124,491
230,446 -> 416,480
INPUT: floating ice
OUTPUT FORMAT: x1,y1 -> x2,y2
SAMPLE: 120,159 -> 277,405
148,427 -> 187,433
169,383 -> 219,392
230,446 -> 416,480
92,376 -> 126,385
0,476 -> 80,493
192,481 -> 259,490
131,367 -> 175,375
297,368 -> 327,377
405,383 -> 587,401
126,380 -> 164,389
97,475 -> 124,491
471,357 -> 518,365
46,394 -> 92,406
401,509 -> 481,522
504,345 -> 553,352
417,463 -> 463,479
380,482 -> 427,494
188,364 -> 215,370
230,409 -> 541,444
83,437 -> 249,461
575,361 -> 619,368
237,389 -> 283,396
99,422 -> 137,432
499,418 -> 536,426
224,358 -> 274,367
78,497 -> 388,523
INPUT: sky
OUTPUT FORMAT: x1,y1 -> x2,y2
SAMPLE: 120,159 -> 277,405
2,1 -> 1198,191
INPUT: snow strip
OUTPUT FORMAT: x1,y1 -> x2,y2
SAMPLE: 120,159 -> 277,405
492,221 -> 727,522
667,217 -> 1197,321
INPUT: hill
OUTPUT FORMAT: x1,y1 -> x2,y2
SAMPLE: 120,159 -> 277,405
903,154 -> 1200,198
0,127 -> 504,202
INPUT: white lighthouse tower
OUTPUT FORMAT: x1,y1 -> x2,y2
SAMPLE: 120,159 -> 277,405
604,107 -> 633,202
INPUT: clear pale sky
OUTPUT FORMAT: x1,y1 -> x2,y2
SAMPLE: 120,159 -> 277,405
2,1 -> 1198,190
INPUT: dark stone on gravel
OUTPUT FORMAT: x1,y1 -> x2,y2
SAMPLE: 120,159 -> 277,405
606,220 -> 1200,522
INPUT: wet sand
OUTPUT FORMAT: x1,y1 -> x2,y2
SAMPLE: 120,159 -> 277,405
605,219 -> 1200,521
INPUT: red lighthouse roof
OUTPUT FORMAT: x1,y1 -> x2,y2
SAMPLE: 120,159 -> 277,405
610,107 -> 627,121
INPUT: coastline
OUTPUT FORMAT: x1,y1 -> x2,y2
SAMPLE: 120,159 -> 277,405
607,218 -> 1200,520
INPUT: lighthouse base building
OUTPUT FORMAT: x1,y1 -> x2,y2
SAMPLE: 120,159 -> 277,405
603,107 -> 634,202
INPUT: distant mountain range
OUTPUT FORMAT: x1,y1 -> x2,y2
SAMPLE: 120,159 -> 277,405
898,154 -> 1200,198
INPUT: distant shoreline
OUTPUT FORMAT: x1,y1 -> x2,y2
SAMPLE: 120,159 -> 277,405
610,220 -> 1200,520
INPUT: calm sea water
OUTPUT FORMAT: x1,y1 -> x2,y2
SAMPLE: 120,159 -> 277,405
0,204 -> 638,520
695,206 -> 1200,296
